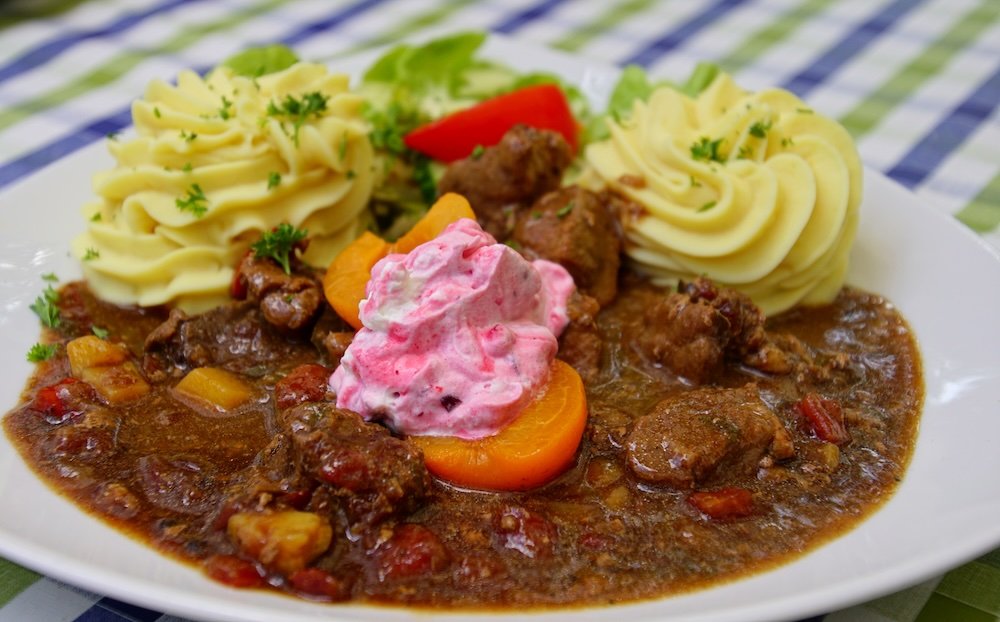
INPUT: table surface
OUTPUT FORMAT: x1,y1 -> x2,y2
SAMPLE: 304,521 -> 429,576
1,0 -> 998,621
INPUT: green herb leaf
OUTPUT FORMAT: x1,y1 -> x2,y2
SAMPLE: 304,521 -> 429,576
176,183 -> 208,217
90,212 -> 102,222
749,119 -> 772,138
251,223 -> 308,274
106,131 -> 119,141
266,91 -> 329,146
698,201 -> 717,212
153,106 -> 161,119
796,108 -> 814,114
91,326 -> 109,340
691,136 -> 724,163
338,132 -> 349,161
737,145 -> 753,159
267,171 -> 281,190
557,201 -> 575,219
690,175 -> 702,188
781,137 -> 795,148
222,44 -> 299,78
470,144 -> 485,159
181,162 -> 193,173
83,247 -> 100,261
30,285 -> 60,328
41,272 -> 58,283
179,130 -> 197,142
26,342 -> 58,363
219,95 -> 233,120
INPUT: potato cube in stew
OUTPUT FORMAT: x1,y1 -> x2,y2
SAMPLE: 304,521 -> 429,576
228,510 -> 332,575
174,367 -> 253,412
80,362 -> 151,404
66,335 -> 128,375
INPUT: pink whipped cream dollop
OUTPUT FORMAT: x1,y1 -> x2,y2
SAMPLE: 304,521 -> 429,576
329,218 -> 575,440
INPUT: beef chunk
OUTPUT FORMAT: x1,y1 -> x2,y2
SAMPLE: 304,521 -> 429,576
234,253 -> 323,332
310,307 -> 354,367
438,125 -> 572,239
637,278 -> 766,384
626,385 -> 793,489
558,291 -> 603,383
143,302 -> 316,379
281,403 -> 429,527
513,186 -> 621,306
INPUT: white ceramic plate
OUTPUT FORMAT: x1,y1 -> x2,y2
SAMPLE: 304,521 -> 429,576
2,34 -> 1000,622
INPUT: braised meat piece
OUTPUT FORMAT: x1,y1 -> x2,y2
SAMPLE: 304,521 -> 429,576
637,278 -> 766,384
143,302 -> 316,379
626,385 -> 794,489
558,291 -> 603,383
233,252 -> 323,332
438,125 -> 572,239
281,403 -> 429,527
513,186 -> 621,307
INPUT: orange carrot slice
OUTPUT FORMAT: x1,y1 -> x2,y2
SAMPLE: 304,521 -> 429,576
390,192 -> 475,254
322,231 -> 389,330
323,193 -> 476,329
412,360 -> 587,491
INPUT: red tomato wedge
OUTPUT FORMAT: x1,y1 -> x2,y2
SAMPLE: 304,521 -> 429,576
403,84 -> 578,162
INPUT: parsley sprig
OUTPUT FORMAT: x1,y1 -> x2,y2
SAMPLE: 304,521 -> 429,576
251,223 -> 308,274
690,136 -> 724,163
26,342 -> 58,363
266,92 -> 329,146
749,119 -> 772,139
30,284 -> 60,328
176,183 -> 208,217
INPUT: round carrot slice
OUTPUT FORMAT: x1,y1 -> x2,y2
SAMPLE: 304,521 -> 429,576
322,231 -> 389,330
412,360 -> 587,491
391,192 -> 475,254
323,193 -> 476,330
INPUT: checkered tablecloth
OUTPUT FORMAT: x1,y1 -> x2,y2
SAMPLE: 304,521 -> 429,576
1,0 -> 998,620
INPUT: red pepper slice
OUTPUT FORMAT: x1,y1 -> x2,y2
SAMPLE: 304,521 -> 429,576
403,84 -> 578,162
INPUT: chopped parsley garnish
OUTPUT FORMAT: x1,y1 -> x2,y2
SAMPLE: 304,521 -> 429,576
749,120 -> 772,139
90,212 -> 102,222
83,247 -> 100,261
737,145 -> 753,159
470,144 -> 485,159
266,91 -> 329,146
30,284 -> 60,328
690,175 -> 702,188
796,108 -> 814,114
781,137 -> 795,148
26,343 -> 58,363
106,131 -> 119,141
267,171 -> 281,190
251,223 -> 308,274
504,239 -> 521,251
41,272 -> 58,283
181,162 -> 193,173
690,136 -> 724,163
556,201 -> 575,219
364,101 -> 410,155
91,326 -> 109,340
219,95 -> 233,120
153,106 -> 161,119
346,169 -> 356,180
698,201 -> 717,212
179,130 -> 197,142
176,183 -> 208,217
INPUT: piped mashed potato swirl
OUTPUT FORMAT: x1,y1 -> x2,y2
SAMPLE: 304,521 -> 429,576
585,73 -> 862,315
72,62 -> 375,312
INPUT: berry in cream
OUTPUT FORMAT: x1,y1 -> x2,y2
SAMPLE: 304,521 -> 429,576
329,218 -> 574,440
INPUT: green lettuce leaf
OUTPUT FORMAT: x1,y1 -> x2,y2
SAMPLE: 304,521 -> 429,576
222,44 -> 299,77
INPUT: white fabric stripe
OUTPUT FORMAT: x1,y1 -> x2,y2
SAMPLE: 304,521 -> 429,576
0,0 -> 232,106
0,0 -> 154,62
728,0 -> 885,93
0,578 -> 97,622
853,24 -> 1000,173
918,104 -> 1000,215
803,0 -> 983,119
